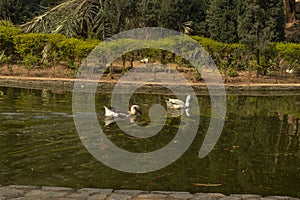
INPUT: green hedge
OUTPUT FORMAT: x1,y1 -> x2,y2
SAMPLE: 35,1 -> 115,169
0,25 -> 22,56
13,31 -> 100,68
57,38 -> 100,68
1,24 -> 300,76
275,42 -> 300,61
192,36 -> 300,74
14,33 -> 52,59
191,36 -> 246,72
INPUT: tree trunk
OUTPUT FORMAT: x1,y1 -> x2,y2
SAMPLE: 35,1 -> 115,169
121,55 -> 126,69
130,52 -> 134,68
284,0 -> 296,23
256,49 -> 260,78
256,27 -> 260,78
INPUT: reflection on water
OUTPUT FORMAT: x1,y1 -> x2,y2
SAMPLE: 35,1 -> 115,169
0,86 -> 299,197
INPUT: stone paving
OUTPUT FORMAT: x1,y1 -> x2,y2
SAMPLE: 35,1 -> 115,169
0,185 -> 299,200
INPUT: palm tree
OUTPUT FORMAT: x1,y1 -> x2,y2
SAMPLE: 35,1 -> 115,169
21,0 -> 205,39
21,0 -> 130,39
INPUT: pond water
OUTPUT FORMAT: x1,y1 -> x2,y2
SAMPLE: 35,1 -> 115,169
0,86 -> 299,197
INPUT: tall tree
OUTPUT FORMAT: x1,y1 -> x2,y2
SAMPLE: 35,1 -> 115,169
0,0 -> 23,24
136,0 -> 161,27
206,0 -> 243,43
180,0 -> 209,35
0,0 -> 62,24
237,0 -> 285,77
267,0 -> 286,42
158,0 -> 208,35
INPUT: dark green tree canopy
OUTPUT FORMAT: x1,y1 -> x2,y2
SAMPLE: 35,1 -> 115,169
0,0 -> 62,24
0,0 -> 286,44
238,0 -> 285,49
19,0 -> 209,39
206,0 -> 243,43
237,0 -> 286,77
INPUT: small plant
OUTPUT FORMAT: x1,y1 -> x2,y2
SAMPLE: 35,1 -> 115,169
0,50 -> 5,63
175,56 -> 185,70
194,71 -> 202,82
23,54 -> 39,72
0,50 -> 13,74
4,56 -> 13,74
227,67 -> 238,77
67,68 -> 77,78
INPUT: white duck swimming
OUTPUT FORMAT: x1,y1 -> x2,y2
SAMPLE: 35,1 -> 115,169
166,95 -> 191,109
104,105 -> 142,118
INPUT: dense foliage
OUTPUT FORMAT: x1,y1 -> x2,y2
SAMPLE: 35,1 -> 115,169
206,0 -> 243,43
18,0 -> 210,40
0,0 -> 63,24
237,0 -> 286,77
14,0 -> 292,45
0,26 -> 99,70
0,25 -> 299,80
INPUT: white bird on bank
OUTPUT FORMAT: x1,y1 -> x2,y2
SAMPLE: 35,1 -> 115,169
104,105 -> 142,118
140,58 -> 149,63
286,68 -> 294,74
166,95 -> 191,109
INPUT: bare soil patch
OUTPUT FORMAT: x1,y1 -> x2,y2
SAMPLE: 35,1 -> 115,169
1,61 -> 300,85
0,64 -> 75,78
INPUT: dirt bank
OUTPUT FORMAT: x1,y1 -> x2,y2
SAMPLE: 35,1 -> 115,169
1,62 -> 300,86
1,75 -> 300,96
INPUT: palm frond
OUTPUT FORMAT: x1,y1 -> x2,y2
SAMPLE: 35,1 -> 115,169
21,0 -> 109,38
182,21 -> 193,35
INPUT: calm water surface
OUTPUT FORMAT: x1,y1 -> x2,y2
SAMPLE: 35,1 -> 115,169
0,86 -> 299,197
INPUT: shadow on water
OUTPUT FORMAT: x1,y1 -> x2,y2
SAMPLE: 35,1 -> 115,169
0,86 -> 299,197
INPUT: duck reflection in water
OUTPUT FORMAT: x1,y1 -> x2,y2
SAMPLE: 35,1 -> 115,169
103,105 -> 142,126
167,108 -> 190,117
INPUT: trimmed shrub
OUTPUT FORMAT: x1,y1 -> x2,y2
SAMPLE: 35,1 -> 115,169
0,25 -> 22,58
13,33 -> 99,68
14,33 -> 50,65
191,36 -> 229,56
44,34 -> 67,66
274,42 -> 300,74
191,36 -> 246,73
74,39 -> 100,63
57,38 -> 99,68
276,42 -> 300,61
57,38 -> 81,68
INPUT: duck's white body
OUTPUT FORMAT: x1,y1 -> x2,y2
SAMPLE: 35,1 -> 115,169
104,105 -> 141,118
104,106 -> 120,118
166,95 -> 191,109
